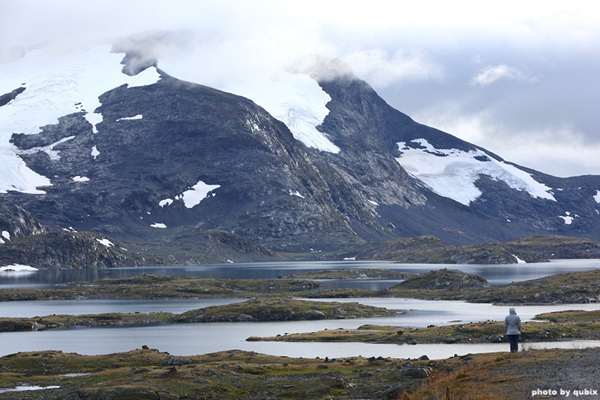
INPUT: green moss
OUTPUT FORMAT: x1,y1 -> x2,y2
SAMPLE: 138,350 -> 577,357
535,309 -> 600,323
0,298 -> 400,332
0,274 -> 322,301
179,297 -> 400,322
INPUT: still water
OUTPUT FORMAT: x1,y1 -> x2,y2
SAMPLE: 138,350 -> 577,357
2,298 -> 600,360
2,258 -> 600,289
1,260 -> 600,359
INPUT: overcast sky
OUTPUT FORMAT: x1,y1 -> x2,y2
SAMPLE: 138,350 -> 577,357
2,0 -> 599,177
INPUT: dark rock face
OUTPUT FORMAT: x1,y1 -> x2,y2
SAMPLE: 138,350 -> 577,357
0,229 -> 280,269
0,199 -> 46,243
0,231 -> 142,269
5,75 -> 379,251
3,66 -> 600,254
471,173 -> 600,239
125,229 -> 283,265
0,87 -> 25,107
320,76 -> 600,244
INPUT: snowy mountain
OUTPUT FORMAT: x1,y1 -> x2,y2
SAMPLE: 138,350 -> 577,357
1,44 -> 600,255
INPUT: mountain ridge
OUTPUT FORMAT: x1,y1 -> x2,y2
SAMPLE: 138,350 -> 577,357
1,45 -> 600,260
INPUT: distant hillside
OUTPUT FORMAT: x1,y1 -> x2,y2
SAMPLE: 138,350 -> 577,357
334,235 -> 600,264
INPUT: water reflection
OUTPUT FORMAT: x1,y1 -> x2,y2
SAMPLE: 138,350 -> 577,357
2,259 -> 600,290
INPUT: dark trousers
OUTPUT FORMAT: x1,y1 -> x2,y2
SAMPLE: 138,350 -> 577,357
507,334 -> 520,352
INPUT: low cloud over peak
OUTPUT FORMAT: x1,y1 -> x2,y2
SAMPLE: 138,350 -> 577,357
2,0 -> 599,177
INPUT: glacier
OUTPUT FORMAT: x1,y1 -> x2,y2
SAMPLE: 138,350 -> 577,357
395,138 -> 556,206
0,45 -> 160,193
158,58 -> 340,153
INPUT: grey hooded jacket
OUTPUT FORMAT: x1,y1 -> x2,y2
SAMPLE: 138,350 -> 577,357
504,307 -> 522,335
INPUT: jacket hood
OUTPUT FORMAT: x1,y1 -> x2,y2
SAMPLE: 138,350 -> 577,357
509,307 -> 516,314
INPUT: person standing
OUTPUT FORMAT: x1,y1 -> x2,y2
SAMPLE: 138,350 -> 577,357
504,307 -> 522,352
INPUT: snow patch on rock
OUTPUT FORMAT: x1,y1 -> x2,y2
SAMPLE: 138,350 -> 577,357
158,57 -> 339,153
159,199 -> 173,207
116,114 -> 143,122
0,264 -> 38,272
182,181 -> 220,208
559,211 -> 576,225
395,138 -> 556,206
289,190 -> 304,198
96,238 -> 114,247
91,145 -> 100,159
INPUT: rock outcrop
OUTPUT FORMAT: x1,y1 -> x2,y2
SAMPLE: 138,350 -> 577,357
0,231 -> 141,269
0,199 -> 46,244
395,269 -> 490,291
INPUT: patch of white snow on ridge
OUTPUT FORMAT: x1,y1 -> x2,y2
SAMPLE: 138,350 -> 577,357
513,255 -> 527,264
395,139 -> 556,206
559,211 -> 575,225
158,58 -> 339,153
117,114 -> 143,122
0,264 -> 38,272
2,231 -> 10,240
289,190 -> 304,198
260,72 -> 339,153
0,45 -> 160,193
182,181 -> 220,208
91,145 -> 100,159
17,136 -> 75,161
96,238 -> 114,247
159,199 -> 173,207
72,176 -> 90,182
151,223 -> 167,229
559,216 -> 574,224
594,190 -> 600,204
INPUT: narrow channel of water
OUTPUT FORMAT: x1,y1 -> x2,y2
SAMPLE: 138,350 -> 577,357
1,297 -> 599,359
2,322 -> 599,360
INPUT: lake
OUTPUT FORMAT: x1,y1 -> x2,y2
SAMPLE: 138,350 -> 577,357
2,258 -> 600,289
1,259 -> 599,359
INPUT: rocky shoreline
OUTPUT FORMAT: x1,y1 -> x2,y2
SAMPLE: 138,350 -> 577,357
248,309 -> 600,345
308,268 -> 600,304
